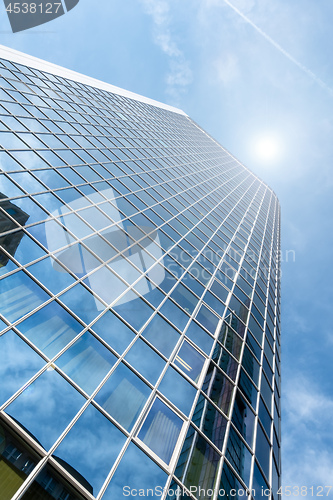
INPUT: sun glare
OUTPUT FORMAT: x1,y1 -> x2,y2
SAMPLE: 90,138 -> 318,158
254,135 -> 280,162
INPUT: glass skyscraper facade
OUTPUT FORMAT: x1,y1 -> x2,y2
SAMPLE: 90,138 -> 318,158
0,47 -> 281,500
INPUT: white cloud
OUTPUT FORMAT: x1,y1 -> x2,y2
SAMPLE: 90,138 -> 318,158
282,375 -> 333,495
214,53 -> 240,85
140,0 -> 192,101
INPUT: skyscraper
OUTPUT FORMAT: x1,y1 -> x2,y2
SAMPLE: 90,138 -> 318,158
0,46 -> 281,500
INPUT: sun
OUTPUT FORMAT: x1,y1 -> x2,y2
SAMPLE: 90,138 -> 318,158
254,135 -> 281,162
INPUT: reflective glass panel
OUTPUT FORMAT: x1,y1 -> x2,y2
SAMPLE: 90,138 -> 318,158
0,330 -> 45,405
17,301 -> 83,358
142,314 -> 180,357
95,362 -> 151,431
6,369 -> 84,450
0,270 -> 49,323
56,332 -> 117,394
54,404 -> 126,495
91,310 -> 135,356
174,340 -> 205,383
175,426 -> 220,493
158,366 -> 196,416
138,398 -> 183,464
103,441 -> 167,499
192,393 -> 228,451
125,338 -> 165,385
203,362 -> 234,416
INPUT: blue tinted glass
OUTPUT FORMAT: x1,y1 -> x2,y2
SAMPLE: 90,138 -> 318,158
138,398 -> 182,464
192,393 -> 227,450
54,404 -> 126,495
218,462 -> 247,500
28,256 -> 76,294
0,270 -> 49,322
59,283 -> 104,325
232,391 -> 256,449
91,310 -> 135,355
255,423 -> 270,480
142,314 -> 180,357
0,330 -> 45,405
18,301 -> 83,358
95,362 -> 151,431
185,320 -> 214,355
252,461 -> 269,497
2,196 -> 46,225
226,427 -> 252,486
174,341 -> 205,383
103,442 -> 167,499
27,219 -> 76,251
203,362 -> 234,416
125,338 -> 165,385
175,426 -> 220,492
239,369 -> 258,409
158,366 -> 196,415
113,290 -> 153,332
159,299 -> 189,331
196,304 -> 219,334
212,345 -> 238,381
8,232 -> 45,265
6,369 -> 84,450
259,397 -> 272,438
0,174 -> 24,197
56,332 -> 117,394
0,249 -> 17,275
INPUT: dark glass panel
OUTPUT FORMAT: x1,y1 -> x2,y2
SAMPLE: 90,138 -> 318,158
225,427 -> 252,486
203,362 -> 234,416
231,391 -> 256,449
192,393 -> 227,451
175,426 -> 220,495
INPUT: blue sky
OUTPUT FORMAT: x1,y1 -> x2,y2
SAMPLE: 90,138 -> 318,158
1,0 -> 333,495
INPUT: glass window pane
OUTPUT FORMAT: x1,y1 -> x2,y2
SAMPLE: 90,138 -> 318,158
203,362 -> 234,416
175,426 -> 220,493
54,404 -> 126,495
17,301 -> 83,358
158,366 -> 196,416
195,304 -> 219,335
226,427 -> 252,486
142,314 -> 180,357
232,391 -> 256,449
0,330 -> 45,405
125,338 -> 165,385
192,393 -> 228,451
102,442 -> 167,499
174,341 -> 205,383
59,283 -> 105,325
20,463 -> 85,500
6,369 -> 85,450
218,462 -> 247,500
138,398 -> 183,464
56,332 -> 117,394
95,362 -> 151,431
91,310 -> 135,356
185,320 -> 214,355
0,422 -> 39,500
0,270 -> 49,323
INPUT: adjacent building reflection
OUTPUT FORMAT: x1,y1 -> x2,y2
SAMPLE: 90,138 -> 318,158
0,192 -> 29,268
